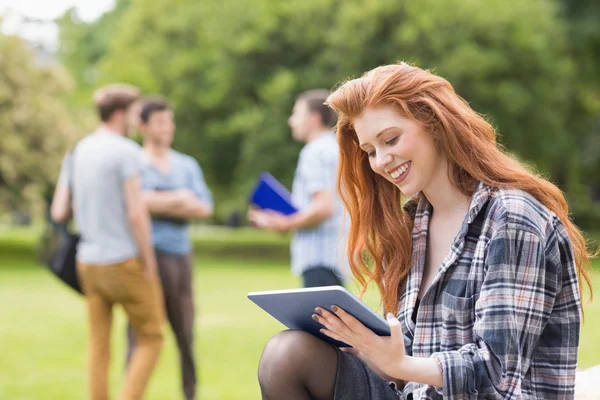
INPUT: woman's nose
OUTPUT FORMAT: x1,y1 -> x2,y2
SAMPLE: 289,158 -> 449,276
376,153 -> 393,170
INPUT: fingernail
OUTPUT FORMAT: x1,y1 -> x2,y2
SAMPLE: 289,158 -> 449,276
387,312 -> 395,320
331,305 -> 339,312
312,314 -> 319,322
315,308 -> 322,315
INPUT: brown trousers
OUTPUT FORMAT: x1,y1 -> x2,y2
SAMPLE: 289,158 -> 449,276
77,258 -> 165,400
127,252 -> 196,400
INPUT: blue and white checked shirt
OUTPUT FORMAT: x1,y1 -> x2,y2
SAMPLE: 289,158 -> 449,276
399,182 -> 581,399
290,132 -> 348,277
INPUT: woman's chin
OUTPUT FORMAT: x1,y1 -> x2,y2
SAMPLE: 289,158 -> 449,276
396,181 -> 419,198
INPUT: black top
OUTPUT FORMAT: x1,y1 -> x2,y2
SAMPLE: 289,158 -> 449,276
411,298 -> 420,324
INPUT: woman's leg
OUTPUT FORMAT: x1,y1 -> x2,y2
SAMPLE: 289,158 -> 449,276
258,330 -> 339,400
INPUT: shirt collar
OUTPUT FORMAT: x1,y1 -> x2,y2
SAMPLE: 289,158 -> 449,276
95,126 -> 123,136
466,181 -> 493,224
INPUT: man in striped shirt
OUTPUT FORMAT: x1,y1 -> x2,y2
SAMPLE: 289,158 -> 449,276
249,89 -> 348,287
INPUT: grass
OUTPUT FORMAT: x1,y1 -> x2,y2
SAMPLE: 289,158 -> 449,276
0,229 -> 598,399
0,255 -> 298,400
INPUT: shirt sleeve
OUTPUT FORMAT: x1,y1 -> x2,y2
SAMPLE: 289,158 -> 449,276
431,226 -> 577,399
56,153 -> 72,188
119,145 -> 143,181
188,158 -> 213,209
301,148 -> 337,196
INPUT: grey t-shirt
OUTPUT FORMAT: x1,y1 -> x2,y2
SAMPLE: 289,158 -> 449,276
57,128 -> 143,265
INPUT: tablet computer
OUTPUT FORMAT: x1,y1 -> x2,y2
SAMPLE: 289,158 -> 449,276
247,285 -> 390,347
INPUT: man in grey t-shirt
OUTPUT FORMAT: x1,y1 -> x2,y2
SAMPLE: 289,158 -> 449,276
51,84 -> 164,400
57,127 -> 144,265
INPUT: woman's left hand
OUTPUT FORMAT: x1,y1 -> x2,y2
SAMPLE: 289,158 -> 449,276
313,305 -> 408,381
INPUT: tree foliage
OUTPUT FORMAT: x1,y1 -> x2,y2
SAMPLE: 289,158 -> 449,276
0,34 -> 77,214
54,0 -> 599,224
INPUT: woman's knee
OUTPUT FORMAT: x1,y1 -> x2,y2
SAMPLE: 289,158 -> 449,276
258,330 -> 331,377
258,330 -> 319,376
258,330 -> 339,398
260,330 -> 310,359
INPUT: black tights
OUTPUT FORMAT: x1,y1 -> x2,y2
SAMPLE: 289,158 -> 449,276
258,330 -> 339,400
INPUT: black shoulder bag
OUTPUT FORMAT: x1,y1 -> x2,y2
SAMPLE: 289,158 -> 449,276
47,151 -> 83,294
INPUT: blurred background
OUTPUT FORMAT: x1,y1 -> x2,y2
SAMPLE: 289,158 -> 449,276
0,0 -> 598,399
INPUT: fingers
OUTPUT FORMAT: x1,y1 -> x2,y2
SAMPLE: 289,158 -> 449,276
319,328 -> 346,344
248,209 -> 261,220
312,307 -> 347,333
248,210 -> 270,228
386,312 -> 403,344
312,306 -> 370,337
265,209 -> 283,217
331,305 -> 374,337
247,209 -> 257,221
340,347 -> 359,355
312,305 -> 378,351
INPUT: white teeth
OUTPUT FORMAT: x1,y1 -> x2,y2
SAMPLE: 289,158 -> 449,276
390,163 -> 409,179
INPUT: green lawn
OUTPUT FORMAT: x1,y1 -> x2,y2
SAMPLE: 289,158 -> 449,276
0,236 -> 598,399
0,255 -> 299,400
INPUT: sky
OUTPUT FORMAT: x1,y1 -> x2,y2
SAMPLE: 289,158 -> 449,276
0,0 -> 115,50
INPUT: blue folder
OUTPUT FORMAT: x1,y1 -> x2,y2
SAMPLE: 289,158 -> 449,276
250,172 -> 298,215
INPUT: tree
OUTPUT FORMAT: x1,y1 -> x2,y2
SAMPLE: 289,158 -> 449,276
68,0 -> 594,222
56,0 -> 133,100
554,0 -> 600,227
0,33 -> 78,217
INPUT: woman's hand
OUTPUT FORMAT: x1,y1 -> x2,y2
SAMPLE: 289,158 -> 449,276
340,347 -> 405,389
313,306 -> 409,381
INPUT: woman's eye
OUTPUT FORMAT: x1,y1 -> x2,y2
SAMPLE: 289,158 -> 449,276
385,136 -> 399,146
367,150 -> 376,158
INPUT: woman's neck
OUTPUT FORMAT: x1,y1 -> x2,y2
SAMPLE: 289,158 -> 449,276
421,162 -> 471,217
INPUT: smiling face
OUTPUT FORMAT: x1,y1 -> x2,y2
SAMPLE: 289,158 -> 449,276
353,105 -> 445,198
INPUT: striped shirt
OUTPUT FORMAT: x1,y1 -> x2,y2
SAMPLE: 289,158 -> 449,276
290,132 -> 348,276
399,182 -> 581,399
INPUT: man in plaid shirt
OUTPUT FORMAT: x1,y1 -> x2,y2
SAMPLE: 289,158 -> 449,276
249,89 -> 348,287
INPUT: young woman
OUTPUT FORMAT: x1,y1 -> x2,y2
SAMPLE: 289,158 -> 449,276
256,63 -> 594,400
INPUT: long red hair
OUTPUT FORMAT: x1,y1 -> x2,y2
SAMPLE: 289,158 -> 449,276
326,63 -> 595,314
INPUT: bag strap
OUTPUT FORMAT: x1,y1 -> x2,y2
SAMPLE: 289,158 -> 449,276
65,146 -> 78,231
68,148 -> 76,199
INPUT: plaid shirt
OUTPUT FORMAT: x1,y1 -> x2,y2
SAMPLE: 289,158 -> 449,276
398,183 -> 581,399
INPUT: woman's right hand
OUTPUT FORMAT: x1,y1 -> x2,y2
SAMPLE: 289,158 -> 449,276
341,347 -> 405,389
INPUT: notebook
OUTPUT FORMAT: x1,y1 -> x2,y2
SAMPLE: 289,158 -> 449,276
248,286 -> 390,347
249,172 -> 298,215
